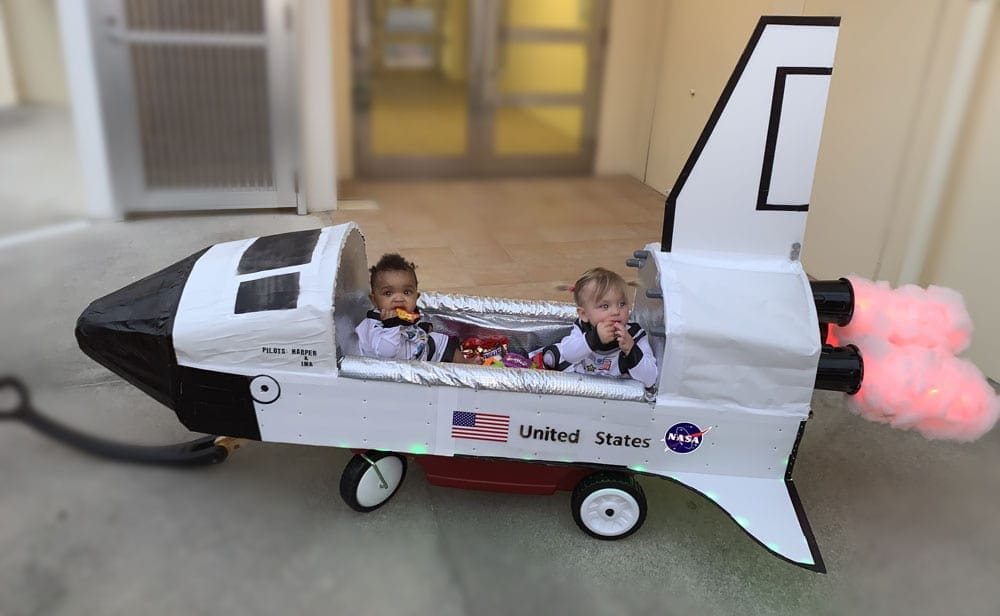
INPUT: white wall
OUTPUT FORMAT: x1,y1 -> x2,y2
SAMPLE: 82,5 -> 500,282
299,0 -> 337,212
57,0 -> 117,220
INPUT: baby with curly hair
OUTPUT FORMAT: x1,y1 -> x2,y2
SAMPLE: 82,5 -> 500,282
355,253 -> 469,363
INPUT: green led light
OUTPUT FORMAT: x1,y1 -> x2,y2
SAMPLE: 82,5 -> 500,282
704,491 -> 718,502
408,444 -> 428,455
766,542 -> 781,553
735,516 -> 750,528
781,457 -> 789,466
629,465 -> 646,472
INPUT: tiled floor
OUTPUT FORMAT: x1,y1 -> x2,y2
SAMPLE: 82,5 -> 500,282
332,175 -> 666,302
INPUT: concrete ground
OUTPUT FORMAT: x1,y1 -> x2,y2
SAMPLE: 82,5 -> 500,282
2,210 -> 999,616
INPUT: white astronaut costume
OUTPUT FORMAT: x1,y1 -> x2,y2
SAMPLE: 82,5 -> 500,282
355,310 -> 458,362
534,320 -> 658,388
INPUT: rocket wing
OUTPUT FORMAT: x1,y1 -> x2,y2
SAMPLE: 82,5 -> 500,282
661,16 -> 840,261
668,471 -> 825,572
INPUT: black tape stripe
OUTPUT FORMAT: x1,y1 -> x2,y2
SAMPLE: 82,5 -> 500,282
235,273 -> 300,314
756,67 -> 832,212
237,229 -> 321,274
661,16 -> 840,250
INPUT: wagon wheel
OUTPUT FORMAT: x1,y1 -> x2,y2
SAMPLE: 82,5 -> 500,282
571,471 -> 647,540
339,450 -> 408,513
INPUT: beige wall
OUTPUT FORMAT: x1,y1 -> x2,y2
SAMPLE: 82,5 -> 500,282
0,0 -> 18,105
593,0 -> 662,178
1,0 -> 67,104
801,0 -> 964,281
924,12 -> 1000,377
332,0 -> 353,180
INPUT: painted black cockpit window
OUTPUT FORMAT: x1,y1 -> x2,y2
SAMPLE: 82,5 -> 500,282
235,273 -> 300,314
237,229 -> 321,275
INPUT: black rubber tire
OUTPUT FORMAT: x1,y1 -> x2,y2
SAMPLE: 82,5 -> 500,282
339,450 -> 408,513
571,471 -> 647,540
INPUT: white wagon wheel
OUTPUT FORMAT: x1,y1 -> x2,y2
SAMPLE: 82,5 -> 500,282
571,471 -> 647,540
339,450 -> 408,513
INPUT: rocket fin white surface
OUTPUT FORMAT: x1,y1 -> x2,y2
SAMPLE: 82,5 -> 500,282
668,471 -> 823,571
663,18 -> 839,261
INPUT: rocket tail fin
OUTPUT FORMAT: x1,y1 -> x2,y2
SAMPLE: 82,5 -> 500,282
667,471 -> 825,572
662,16 -> 840,262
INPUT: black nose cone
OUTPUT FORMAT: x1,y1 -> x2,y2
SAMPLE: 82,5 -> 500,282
76,248 -> 208,409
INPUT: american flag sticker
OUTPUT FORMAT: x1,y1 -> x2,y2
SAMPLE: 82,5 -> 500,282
451,411 -> 510,443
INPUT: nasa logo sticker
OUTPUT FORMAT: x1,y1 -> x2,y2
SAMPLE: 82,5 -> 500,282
662,422 -> 712,454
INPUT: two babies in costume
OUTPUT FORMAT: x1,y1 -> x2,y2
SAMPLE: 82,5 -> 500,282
356,255 -> 656,387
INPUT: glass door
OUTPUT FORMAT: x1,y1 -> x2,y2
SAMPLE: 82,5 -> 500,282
480,0 -> 607,174
353,0 -> 607,178
353,0 -> 474,177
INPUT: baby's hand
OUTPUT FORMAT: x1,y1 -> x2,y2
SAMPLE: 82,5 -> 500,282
614,322 -> 635,354
597,321 -> 617,344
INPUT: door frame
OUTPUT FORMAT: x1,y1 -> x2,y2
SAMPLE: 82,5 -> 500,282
89,0 -> 300,213
352,0 -> 609,179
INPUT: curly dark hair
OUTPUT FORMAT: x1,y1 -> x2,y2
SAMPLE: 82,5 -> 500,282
369,253 -> 418,290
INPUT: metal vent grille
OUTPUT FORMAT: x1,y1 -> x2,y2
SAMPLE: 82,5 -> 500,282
125,0 -> 265,33
130,43 -> 274,190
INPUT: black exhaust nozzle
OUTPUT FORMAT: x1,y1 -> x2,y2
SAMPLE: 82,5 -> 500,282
810,278 -> 854,326
815,344 -> 863,394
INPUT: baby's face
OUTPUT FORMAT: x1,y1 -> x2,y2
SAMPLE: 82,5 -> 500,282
577,283 -> 629,326
370,270 -> 419,313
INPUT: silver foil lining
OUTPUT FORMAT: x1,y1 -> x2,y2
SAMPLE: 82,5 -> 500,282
340,291 -> 655,402
417,292 -> 578,319
340,355 -> 651,403
416,292 -> 579,356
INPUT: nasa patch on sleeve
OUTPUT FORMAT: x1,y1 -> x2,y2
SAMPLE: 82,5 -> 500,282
662,422 -> 711,454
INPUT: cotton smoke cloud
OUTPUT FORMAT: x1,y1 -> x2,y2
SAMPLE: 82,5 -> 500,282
830,276 -> 997,441
844,337 -> 999,442
838,275 -> 973,353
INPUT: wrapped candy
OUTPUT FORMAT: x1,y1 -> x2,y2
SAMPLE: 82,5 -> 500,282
501,353 -> 531,369
460,337 -> 536,369
461,336 -> 508,362
482,356 -> 506,368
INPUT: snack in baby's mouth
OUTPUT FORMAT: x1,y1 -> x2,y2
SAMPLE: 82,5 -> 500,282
395,307 -> 420,322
